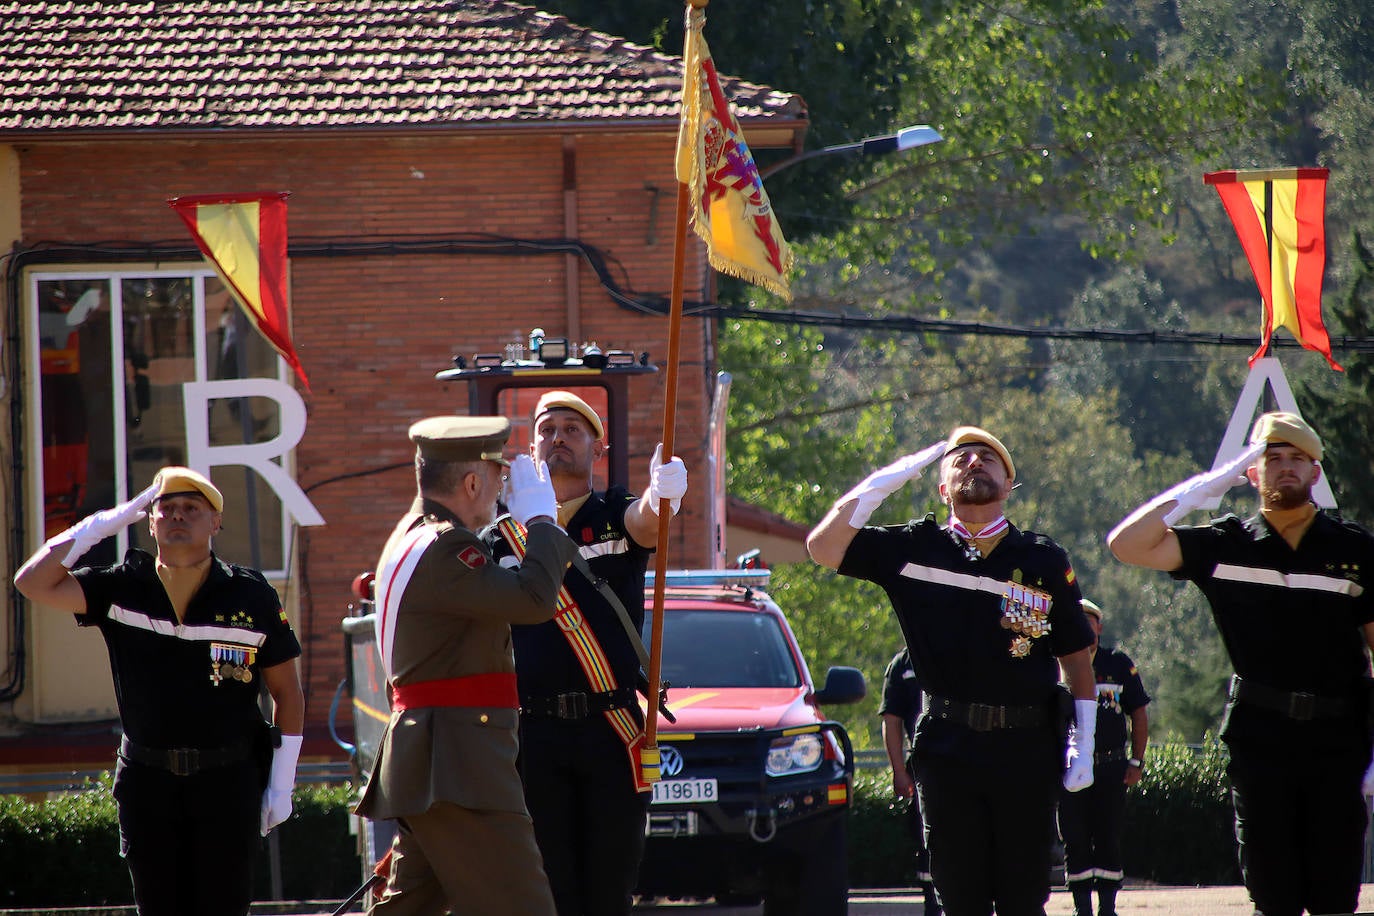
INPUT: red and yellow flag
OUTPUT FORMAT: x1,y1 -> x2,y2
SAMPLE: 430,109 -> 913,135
676,5 -> 792,300
1204,168 -> 1339,371
167,191 -> 310,389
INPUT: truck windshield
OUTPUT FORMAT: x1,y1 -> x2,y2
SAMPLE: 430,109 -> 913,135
644,609 -> 801,689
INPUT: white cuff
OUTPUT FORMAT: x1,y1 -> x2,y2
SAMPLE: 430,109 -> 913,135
269,733 -> 303,790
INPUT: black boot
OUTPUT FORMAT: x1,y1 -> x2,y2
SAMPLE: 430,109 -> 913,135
1096,878 -> 1120,916
1070,881 -> 1094,916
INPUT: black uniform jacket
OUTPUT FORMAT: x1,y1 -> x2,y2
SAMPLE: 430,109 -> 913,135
879,647 -> 925,741
73,548 -> 300,751
1173,510 -> 1374,750
496,486 -> 650,705
841,515 -> 1092,761
1090,646 -> 1149,756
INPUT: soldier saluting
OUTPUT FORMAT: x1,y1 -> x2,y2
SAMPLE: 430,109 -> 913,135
356,416 -> 578,915
1109,411 -> 1374,916
809,426 -> 1097,916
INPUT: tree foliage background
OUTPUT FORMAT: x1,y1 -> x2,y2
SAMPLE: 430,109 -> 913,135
541,0 -> 1374,746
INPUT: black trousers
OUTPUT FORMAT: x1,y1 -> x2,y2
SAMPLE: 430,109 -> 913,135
1227,742 -> 1367,916
113,756 -> 261,916
1057,760 -> 1127,887
518,715 -> 650,916
902,760 -> 934,883
916,751 -> 1059,916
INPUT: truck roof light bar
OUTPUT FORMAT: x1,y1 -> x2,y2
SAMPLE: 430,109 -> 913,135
646,569 -> 772,588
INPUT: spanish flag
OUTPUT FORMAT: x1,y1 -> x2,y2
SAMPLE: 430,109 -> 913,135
1204,168 -> 1339,371
676,5 -> 792,300
167,192 -> 310,389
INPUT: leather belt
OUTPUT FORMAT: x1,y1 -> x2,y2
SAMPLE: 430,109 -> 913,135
923,694 -> 1049,732
1095,747 -> 1127,764
522,686 -> 638,720
391,673 -> 519,711
1229,674 -> 1351,721
119,735 -> 253,777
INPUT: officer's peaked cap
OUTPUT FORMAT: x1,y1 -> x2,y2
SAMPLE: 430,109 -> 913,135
410,416 -> 511,466
531,390 -> 605,440
943,426 -> 1015,481
1249,411 -> 1323,461
154,466 -> 224,513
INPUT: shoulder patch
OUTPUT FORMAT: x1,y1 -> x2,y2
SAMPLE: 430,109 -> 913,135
1065,564 -> 1076,585
458,545 -> 487,569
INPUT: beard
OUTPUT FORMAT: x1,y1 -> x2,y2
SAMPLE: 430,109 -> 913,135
952,474 -> 1002,506
1260,479 -> 1312,510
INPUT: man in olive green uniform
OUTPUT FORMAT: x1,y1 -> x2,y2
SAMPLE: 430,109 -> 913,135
356,416 -> 578,915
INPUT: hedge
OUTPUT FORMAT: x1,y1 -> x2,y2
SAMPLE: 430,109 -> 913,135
0,741 -> 1241,905
850,737 -> 1241,888
0,776 -> 360,907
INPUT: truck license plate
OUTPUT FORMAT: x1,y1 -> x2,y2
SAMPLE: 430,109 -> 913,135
651,777 -> 718,805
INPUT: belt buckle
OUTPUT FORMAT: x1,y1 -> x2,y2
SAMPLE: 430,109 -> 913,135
969,704 -> 1004,732
1287,692 -> 1317,721
168,748 -> 199,776
556,692 -> 589,719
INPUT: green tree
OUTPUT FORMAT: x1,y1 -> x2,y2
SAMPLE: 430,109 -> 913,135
1302,233 -> 1374,527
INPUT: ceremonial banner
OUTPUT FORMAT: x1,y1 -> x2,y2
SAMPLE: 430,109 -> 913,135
168,192 -> 310,389
676,4 -> 792,300
1204,168 -> 1339,371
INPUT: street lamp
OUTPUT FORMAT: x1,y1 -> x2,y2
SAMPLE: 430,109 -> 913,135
759,124 -> 943,180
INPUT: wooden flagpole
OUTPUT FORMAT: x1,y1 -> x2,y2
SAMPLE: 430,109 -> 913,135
644,0 -> 708,769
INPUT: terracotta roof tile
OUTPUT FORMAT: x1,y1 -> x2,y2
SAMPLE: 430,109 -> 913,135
0,0 -> 805,136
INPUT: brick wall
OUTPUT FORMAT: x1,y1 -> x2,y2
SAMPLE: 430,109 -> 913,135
17,130 -> 714,737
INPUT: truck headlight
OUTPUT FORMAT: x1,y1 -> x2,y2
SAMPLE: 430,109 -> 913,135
765,733 -> 824,777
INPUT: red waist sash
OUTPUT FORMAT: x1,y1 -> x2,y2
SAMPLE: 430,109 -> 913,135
390,673 -> 518,711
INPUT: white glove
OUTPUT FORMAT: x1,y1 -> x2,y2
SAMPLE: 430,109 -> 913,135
647,443 -> 688,516
49,482 -> 161,568
1157,443 -> 1264,526
260,733 -> 303,836
1361,750 -> 1374,797
506,455 -> 558,527
1063,698 -> 1097,792
840,441 -> 947,528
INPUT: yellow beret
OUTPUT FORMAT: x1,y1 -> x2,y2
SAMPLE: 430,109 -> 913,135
531,390 -> 605,440
409,416 -> 511,465
944,426 -> 1015,480
1080,598 -> 1103,621
154,466 -> 224,513
1249,411 -> 1323,461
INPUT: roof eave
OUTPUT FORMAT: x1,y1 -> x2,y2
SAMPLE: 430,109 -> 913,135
0,116 -> 809,149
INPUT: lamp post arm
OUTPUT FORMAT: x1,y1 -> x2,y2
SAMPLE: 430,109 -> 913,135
759,125 -> 942,180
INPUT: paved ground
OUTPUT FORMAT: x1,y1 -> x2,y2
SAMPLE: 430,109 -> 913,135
635,884 -> 1374,915
5,885 -> 1373,915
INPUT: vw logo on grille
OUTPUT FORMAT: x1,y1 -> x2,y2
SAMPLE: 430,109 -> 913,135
660,745 -> 685,777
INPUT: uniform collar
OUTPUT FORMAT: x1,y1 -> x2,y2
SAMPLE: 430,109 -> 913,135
1244,506 -> 1328,542
415,496 -> 463,528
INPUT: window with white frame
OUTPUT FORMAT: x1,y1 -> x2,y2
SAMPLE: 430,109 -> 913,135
28,266 -> 291,575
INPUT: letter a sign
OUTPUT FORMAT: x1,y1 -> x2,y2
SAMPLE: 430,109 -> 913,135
1208,357 -> 1336,509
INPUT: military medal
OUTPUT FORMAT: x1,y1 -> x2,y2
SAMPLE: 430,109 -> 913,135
210,643 -> 256,685
998,581 -> 1053,658
949,515 -> 1008,563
